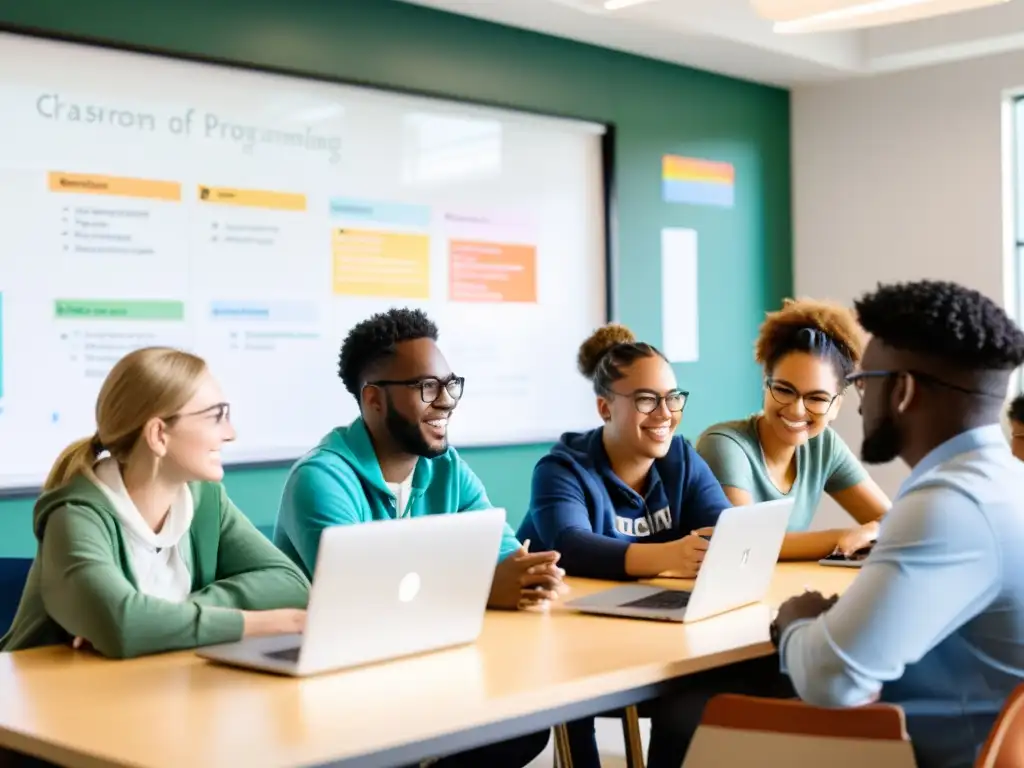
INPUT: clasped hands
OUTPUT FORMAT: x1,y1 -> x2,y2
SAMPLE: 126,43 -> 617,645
489,542 -> 570,611
775,590 -> 838,635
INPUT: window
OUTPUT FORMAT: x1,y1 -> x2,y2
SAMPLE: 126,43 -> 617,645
1011,96 -> 1024,391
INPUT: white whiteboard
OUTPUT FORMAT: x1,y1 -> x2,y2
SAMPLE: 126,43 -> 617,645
0,31 -> 608,491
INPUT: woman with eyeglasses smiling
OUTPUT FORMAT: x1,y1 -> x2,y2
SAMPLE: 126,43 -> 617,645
517,323 -> 735,768
518,323 -> 729,581
0,347 -> 309,659
695,298 -> 890,561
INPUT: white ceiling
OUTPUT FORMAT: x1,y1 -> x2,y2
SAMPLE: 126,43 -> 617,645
398,0 -> 1024,86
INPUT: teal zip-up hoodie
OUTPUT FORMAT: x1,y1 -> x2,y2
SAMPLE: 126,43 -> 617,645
274,418 -> 522,577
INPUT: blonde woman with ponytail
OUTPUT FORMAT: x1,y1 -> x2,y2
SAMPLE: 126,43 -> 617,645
0,347 -> 309,658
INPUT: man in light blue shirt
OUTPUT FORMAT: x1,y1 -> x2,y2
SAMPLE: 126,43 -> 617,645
774,279 -> 1024,768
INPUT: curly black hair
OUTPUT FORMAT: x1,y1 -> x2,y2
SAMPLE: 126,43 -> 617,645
1009,394 -> 1024,423
338,308 -> 439,398
854,280 -> 1024,370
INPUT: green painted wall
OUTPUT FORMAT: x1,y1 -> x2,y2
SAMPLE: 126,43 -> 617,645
0,0 -> 791,558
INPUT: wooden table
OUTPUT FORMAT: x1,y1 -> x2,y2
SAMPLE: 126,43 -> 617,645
0,563 -> 855,768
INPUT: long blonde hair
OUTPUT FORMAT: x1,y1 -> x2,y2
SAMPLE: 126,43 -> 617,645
44,347 -> 209,491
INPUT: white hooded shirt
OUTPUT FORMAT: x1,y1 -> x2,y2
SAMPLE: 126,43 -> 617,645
92,458 -> 194,602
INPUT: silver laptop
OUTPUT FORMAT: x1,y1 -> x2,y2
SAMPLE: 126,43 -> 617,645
565,498 -> 794,623
197,508 -> 506,676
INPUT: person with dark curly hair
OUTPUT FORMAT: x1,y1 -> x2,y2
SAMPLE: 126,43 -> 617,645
516,323 -> 731,768
768,279 -> 1024,768
1008,393 -> 1024,461
273,308 -> 563,768
696,298 -> 890,561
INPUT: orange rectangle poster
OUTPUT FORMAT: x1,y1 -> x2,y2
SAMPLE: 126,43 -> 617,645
48,172 -> 181,201
332,228 -> 430,299
448,240 -> 537,303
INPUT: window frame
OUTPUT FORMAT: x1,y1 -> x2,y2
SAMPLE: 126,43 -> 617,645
1010,95 -> 1024,394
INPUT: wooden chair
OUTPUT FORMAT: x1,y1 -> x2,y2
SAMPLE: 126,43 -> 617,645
665,682 -> 1024,768
553,705 -> 645,768
977,683 -> 1024,768
681,694 -> 915,768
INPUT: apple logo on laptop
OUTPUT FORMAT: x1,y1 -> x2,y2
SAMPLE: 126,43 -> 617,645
398,572 -> 421,603
740,548 -> 750,566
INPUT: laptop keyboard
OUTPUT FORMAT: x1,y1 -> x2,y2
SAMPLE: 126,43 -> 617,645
620,589 -> 691,610
264,646 -> 301,662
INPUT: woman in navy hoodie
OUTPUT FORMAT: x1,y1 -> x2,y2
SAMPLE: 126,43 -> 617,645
517,323 -> 731,768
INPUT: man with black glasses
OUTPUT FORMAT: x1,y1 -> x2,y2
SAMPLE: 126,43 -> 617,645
274,307 -> 563,766
771,279 -> 1024,768
275,306 -> 563,602
641,281 -> 1024,768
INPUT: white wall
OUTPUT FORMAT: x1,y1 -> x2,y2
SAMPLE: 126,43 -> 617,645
792,51 -> 1021,527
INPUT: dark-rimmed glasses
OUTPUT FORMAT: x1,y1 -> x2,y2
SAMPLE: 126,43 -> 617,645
367,376 -> 465,403
845,371 -> 893,398
846,369 -> 1000,399
765,378 -> 838,416
604,387 -> 688,415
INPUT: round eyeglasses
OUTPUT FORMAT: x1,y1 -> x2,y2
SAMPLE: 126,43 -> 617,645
367,376 -> 465,403
765,379 -> 837,416
605,388 -> 688,415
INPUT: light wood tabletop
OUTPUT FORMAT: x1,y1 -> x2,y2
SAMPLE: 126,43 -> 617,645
0,563 -> 856,768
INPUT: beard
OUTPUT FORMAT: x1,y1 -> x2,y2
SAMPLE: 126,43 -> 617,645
385,398 -> 447,459
861,411 -> 902,465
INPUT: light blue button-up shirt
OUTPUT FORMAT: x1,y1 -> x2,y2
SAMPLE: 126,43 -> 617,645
780,424 -> 1024,768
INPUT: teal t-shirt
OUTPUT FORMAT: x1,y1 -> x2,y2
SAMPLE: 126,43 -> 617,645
694,415 -> 867,531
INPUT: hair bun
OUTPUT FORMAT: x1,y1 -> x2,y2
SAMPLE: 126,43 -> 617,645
577,323 -> 636,379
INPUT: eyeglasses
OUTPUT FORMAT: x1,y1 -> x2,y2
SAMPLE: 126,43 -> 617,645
845,371 -> 894,398
765,379 -> 838,416
367,376 -> 465,403
604,387 -> 688,415
845,369 -> 1001,400
165,402 -> 231,424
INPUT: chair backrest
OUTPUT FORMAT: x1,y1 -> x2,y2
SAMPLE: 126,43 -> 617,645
976,683 -> 1024,768
0,558 -> 33,634
682,694 -> 916,768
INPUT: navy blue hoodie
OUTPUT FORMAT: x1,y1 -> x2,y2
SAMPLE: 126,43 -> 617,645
517,427 -> 730,580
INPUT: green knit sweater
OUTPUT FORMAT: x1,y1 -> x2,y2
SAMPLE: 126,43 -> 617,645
0,474 -> 309,658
